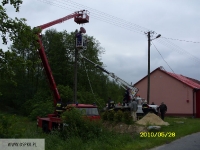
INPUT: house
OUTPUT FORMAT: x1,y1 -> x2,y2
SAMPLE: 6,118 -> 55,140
134,66 -> 200,118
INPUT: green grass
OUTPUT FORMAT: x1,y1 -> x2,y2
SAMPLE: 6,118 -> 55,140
1,111 -> 200,150
125,117 -> 200,150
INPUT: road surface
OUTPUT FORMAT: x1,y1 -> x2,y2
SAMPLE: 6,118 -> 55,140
149,132 -> 200,150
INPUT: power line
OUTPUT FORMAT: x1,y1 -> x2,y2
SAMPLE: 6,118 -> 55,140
161,37 -> 200,44
152,42 -> 175,74
54,0 -> 150,32
156,38 -> 200,64
37,0 -> 147,35
38,0 -> 200,44
152,42 -> 197,84
37,0 -> 200,65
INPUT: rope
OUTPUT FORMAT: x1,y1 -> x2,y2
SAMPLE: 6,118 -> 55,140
82,58 -> 102,107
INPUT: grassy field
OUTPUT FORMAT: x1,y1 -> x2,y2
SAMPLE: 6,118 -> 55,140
1,112 -> 200,150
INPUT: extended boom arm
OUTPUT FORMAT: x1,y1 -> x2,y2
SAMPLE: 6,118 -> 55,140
80,54 -> 139,98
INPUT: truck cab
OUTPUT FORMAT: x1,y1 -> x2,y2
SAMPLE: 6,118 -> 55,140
37,103 -> 100,133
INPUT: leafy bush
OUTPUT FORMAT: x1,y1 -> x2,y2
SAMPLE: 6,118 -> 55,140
114,110 -> 123,122
57,85 -> 73,102
60,107 -> 102,140
101,111 -> 109,120
122,111 -> 132,124
101,110 -> 132,124
0,114 -> 22,138
29,100 -> 54,120
107,110 -> 115,121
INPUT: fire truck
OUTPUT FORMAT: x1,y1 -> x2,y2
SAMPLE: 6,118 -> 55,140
79,53 -> 159,115
36,10 -> 100,133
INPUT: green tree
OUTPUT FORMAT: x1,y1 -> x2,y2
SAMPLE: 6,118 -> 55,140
0,0 -> 39,101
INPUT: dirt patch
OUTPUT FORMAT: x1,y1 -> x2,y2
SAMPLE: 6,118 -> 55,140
102,122 -> 147,134
136,113 -> 169,126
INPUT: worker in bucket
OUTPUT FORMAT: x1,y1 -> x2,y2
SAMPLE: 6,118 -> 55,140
130,99 -> 138,121
76,30 -> 82,47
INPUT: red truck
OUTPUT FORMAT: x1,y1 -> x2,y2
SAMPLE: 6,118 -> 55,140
36,10 -> 100,132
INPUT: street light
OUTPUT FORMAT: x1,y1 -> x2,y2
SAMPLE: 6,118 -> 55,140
146,32 -> 161,104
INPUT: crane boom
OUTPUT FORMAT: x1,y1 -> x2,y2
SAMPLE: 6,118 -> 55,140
80,53 -> 139,98
36,10 -> 89,106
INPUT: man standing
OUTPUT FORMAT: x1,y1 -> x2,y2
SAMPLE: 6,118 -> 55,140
130,99 -> 138,121
159,102 -> 167,120
142,100 -> 149,116
107,97 -> 114,110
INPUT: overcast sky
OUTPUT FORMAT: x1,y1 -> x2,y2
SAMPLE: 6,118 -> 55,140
2,0 -> 200,85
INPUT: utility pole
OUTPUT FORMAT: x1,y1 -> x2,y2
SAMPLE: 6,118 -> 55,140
73,27 -> 87,103
74,30 -> 78,103
146,32 -> 161,104
147,31 -> 151,104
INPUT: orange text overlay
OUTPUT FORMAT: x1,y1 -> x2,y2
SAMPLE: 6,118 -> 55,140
140,132 -> 175,138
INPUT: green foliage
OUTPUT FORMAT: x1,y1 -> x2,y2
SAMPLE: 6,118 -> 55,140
101,111 -> 109,120
114,110 -> 123,122
0,114 -> 22,138
2,0 -> 23,12
20,89 -> 52,115
2,112 -> 200,150
1,27 -> 125,117
57,84 -> 73,102
29,100 -> 54,120
102,110 -> 132,124
122,111 -> 132,124
60,107 -> 102,140
107,110 -> 115,121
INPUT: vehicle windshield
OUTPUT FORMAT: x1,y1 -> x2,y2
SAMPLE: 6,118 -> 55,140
77,108 -> 99,116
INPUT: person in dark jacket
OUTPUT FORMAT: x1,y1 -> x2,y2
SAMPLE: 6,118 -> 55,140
123,88 -> 130,105
56,100 -> 65,117
159,102 -> 167,120
142,100 -> 149,116
76,30 -> 82,47
108,97 -> 114,109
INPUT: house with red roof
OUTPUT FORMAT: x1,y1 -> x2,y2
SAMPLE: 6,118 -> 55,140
134,66 -> 200,118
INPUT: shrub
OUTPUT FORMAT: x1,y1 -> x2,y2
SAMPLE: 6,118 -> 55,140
29,100 -> 54,120
60,107 -> 102,141
0,114 -> 22,138
114,110 -> 123,122
101,111 -> 109,121
122,111 -> 132,124
107,110 -> 115,121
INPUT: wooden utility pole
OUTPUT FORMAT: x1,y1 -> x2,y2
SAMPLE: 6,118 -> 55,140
147,31 -> 151,104
74,30 -> 78,104
146,32 -> 161,104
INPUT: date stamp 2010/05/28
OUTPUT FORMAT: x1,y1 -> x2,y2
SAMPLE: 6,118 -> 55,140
140,132 -> 175,138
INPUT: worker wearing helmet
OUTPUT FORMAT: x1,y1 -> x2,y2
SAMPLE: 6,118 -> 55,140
56,101 -> 64,117
142,100 -> 149,115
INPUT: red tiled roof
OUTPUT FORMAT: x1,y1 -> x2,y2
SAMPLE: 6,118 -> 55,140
161,69 -> 200,89
134,67 -> 200,89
